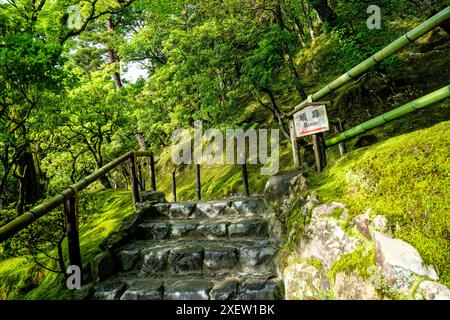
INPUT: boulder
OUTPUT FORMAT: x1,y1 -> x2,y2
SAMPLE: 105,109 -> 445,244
210,279 -> 238,300
414,281 -> 450,300
141,247 -> 170,273
311,202 -> 347,221
136,222 -> 171,240
353,210 -> 371,240
373,231 -> 439,291
230,197 -> 266,216
264,171 -> 307,202
283,262 -> 329,300
196,222 -> 228,238
91,252 -> 120,284
228,219 -> 268,238
298,219 -> 359,270
371,215 -> 388,233
140,191 -> 166,203
169,203 -> 196,218
238,279 -> 284,300
333,271 -> 378,300
120,280 -> 164,300
203,246 -> 238,270
164,280 -> 213,300
117,248 -> 140,271
239,245 -> 276,270
169,245 -> 204,273
196,201 -> 230,217
93,279 -> 127,300
170,222 -> 198,238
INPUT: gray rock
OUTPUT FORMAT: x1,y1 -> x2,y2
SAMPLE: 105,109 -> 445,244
140,191 -> 166,203
240,245 -> 276,269
196,222 -> 228,238
94,279 -> 127,300
353,210 -> 371,240
120,280 -> 164,300
264,171 -> 307,202
230,198 -> 266,216
196,201 -> 230,218
91,252 -> 120,284
311,202 -> 347,221
283,262 -> 329,300
100,231 -> 129,251
136,222 -> 171,240
333,271 -> 378,300
165,280 -> 213,300
371,215 -> 388,233
170,222 -> 198,238
238,279 -> 284,300
298,218 -> 359,270
228,219 -> 268,238
414,281 -> 450,300
373,231 -> 439,290
141,247 -> 170,273
210,280 -> 238,300
118,249 -> 140,271
153,203 -> 171,217
204,246 -> 238,270
169,245 -> 204,273
170,203 -> 196,218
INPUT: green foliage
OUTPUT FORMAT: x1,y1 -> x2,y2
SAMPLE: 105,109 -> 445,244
311,121 -> 450,287
327,246 -> 376,283
0,189 -> 133,300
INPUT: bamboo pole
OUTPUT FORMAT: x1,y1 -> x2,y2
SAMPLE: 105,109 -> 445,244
289,120 -> 301,168
325,85 -> 450,147
287,7 -> 450,118
195,164 -> 201,201
0,150 -> 148,243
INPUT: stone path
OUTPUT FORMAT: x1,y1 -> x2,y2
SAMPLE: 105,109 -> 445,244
92,196 -> 284,300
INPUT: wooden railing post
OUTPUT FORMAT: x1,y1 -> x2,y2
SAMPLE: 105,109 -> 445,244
137,161 -> 144,191
172,170 -> 177,202
333,122 -> 347,156
289,120 -> 301,168
241,163 -> 250,197
195,164 -> 201,201
312,133 -> 327,173
129,152 -> 140,206
149,154 -> 156,191
64,193 -> 82,281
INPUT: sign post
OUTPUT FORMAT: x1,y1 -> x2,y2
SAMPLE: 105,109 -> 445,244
292,98 -> 330,172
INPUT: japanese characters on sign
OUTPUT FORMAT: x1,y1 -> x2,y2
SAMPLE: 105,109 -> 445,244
293,104 -> 330,137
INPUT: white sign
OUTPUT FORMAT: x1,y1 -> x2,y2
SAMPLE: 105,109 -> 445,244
293,104 -> 330,137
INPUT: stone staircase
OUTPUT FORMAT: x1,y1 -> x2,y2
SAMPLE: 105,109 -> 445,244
91,195 -> 285,300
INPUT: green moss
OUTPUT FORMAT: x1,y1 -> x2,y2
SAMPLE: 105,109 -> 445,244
0,189 -> 133,300
312,121 -> 450,287
306,257 -> 323,271
327,246 -> 376,283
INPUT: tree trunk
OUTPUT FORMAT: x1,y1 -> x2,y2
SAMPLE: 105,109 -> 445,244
96,161 -> 112,189
22,151 -> 39,205
308,0 -> 339,28
106,18 -> 123,89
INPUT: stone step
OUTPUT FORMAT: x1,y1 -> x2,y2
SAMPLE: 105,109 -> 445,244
93,272 -> 284,301
115,239 -> 277,275
133,217 -> 269,240
141,197 -> 267,220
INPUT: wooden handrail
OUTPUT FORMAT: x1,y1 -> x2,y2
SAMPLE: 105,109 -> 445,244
0,150 -> 156,282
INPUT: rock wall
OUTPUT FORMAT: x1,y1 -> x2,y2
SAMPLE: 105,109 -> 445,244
264,172 -> 450,300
